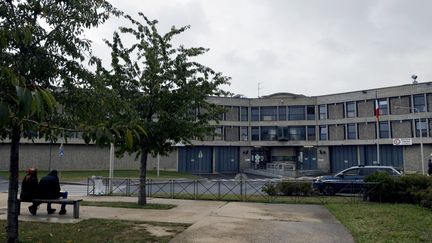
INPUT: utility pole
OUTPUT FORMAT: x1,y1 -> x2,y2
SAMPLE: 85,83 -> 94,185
258,82 -> 262,98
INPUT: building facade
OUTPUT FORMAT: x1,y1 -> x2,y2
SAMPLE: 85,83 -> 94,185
1,82 -> 432,175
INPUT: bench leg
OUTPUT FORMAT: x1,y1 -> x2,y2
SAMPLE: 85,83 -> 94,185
73,202 -> 80,219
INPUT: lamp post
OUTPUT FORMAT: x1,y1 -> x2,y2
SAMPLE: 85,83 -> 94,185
395,105 -> 425,175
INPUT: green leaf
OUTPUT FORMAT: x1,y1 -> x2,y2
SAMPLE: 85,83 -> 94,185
0,103 -> 10,127
16,86 -> 32,118
134,124 -> 147,136
22,27 -> 32,46
125,129 -> 133,150
32,91 -> 44,117
40,89 -> 54,113
83,133 -> 91,144
0,67 -> 19,86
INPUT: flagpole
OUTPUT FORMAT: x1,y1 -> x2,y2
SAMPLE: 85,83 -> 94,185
375,97 -> 380,165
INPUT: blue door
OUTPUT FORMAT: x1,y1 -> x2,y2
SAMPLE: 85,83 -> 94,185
360,145 -> 403,169
330,146 -> 358,173
178,146 -> 212,174
215,147 -> 239,173
298,148 -> 317,170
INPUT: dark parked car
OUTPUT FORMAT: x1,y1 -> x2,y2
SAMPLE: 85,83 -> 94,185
313,165 -> 401,195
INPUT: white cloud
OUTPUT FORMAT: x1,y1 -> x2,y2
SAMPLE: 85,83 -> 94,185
86,0 -> 432,97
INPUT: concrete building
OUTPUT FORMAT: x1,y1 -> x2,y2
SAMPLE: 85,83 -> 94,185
1,82 -> 432,175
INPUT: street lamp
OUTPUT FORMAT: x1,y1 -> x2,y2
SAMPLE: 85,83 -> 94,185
395,105 -> 425,175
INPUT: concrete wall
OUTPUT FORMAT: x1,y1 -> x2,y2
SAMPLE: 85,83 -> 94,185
391,120 -> 412,138
390,96 -> 411,115
0,144 -> 177,171
316,146 -> 330,172
239,146 -> 252,170
329,125 -> 345,140
403,145 -> 432,173
357,100 -> 374,117
328,103 -> 344,120
358,122 -> 376,140
224,127 -> 239,141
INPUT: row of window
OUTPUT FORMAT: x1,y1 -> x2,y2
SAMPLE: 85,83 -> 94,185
209,119 -> 430,142
219,93 -> 430,122
319,120 -> 428,140
320,94 -> 428,120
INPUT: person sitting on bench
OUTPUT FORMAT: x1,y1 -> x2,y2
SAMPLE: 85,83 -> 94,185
38,170 -> 68,215
20,168 -> 39,215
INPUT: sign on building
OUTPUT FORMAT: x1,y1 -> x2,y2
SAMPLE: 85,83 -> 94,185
392,138 -> 412,146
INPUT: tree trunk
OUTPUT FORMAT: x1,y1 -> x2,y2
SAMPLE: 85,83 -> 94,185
7,125 -> 21,243
138,145 -> 148,205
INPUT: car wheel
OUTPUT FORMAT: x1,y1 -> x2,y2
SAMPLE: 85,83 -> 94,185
323,184 -> 336,196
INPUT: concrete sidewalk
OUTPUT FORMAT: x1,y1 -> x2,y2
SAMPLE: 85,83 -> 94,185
0,193 -> 354,243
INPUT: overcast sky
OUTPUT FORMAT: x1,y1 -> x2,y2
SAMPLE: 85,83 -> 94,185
86,0 -> 432,98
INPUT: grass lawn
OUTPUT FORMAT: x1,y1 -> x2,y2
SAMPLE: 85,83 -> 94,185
81,201 -> 176,209
326,203 -> 432,243
0,219 -> 189,243
0,170 -> 201,181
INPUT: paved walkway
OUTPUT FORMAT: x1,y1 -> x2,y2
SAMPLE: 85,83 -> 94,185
0,193 -> 353,243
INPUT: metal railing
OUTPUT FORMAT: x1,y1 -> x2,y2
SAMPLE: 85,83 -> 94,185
87,177 -> 382,204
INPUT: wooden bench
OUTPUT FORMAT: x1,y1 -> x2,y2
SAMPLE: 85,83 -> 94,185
18,199 -> 83,219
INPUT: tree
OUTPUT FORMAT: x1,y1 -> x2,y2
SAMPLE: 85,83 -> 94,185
97,13 -> 230,205
0,1 -> 118,242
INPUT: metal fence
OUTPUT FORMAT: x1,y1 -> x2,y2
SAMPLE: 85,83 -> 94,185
87,177 -> 381,204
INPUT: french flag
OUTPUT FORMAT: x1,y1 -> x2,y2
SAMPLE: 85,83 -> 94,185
375,100 -> 380,121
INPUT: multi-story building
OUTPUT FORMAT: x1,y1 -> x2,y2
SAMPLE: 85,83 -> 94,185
2,82 -> 432,175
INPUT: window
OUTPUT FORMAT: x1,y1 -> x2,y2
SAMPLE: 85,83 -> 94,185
240,126 -> 248,141
288,126 -> 306,140
415,119 -> 427,137
307,106 -> 315,120
277,127 -> 288,140
379,121 -> 390,138
261,126 -> 277,141
251,127 -> 260,141
319,105 -> 327,120
240,107 -> 248,121
377,99 -> 388,115
260,106 -> 277,121
224,106 -> 239,121
342,169 -> 359,178
278,106 -> 287,121
307,126 -> 316,141
288,106 -> 305,120
413,94 -> 426,112
217,106 -> 224,120
319,125 -> 328,140
346,102 -> 356,118
214,126 -> 223,140
251,107 -> 259,121
347,123 -> 357,139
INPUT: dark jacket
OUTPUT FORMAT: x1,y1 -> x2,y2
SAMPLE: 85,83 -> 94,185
38,171 -> 61,199
20,174 -> 38,201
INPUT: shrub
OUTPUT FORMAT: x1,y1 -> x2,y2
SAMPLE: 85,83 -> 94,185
261,182 -> 278,196
415,186 -> 432,209
261,181 -> 313,196
364,172 -> 402,202
364,172 -> 432,207
399,174 -> 432,204
277,181 -> 297,196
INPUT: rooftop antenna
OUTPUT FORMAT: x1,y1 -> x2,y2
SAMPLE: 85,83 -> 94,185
258,82 -> 262,98
411,74 -> 418,84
